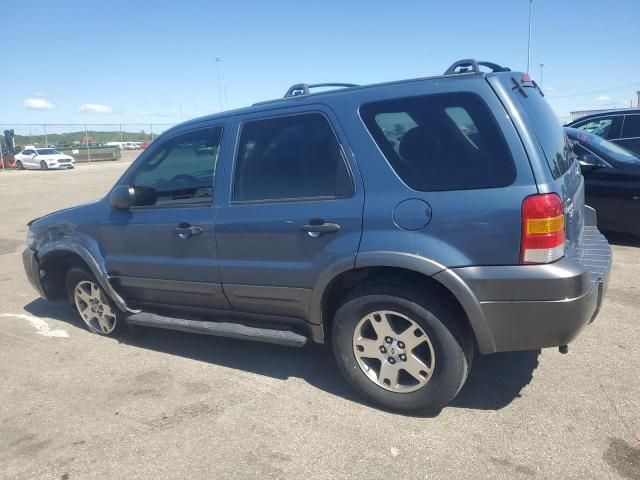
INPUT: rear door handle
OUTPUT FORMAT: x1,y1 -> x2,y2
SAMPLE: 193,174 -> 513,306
174,224 -> 204,239
301,221 -> 341,237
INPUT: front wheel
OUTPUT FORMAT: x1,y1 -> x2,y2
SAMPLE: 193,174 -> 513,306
40,160 -> 48,171
331,281 -> 473,414
65,267 -> 123,336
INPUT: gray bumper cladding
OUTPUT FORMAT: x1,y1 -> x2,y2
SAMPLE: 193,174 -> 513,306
451,226 -> 612,353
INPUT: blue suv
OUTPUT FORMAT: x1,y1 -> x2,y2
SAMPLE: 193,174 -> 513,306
23,60 -> 612,413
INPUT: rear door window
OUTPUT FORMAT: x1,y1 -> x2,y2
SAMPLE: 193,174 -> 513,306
360,92 -> 515,191
233,113 -> 352,202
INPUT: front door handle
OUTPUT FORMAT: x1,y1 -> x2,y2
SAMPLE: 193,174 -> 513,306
301,221 -> 341,237
174,224 -> 204,239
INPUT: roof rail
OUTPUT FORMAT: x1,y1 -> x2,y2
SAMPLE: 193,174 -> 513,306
443,59 -> 510,76
284,83 -> 359,98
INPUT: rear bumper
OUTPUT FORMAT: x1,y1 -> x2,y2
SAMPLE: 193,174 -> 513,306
450,226 -> 612,353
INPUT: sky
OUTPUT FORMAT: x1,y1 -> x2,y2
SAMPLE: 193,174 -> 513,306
2,0 -> 639,129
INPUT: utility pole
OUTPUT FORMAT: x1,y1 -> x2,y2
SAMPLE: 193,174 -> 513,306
539,63 -> 544,87
215,57 -> 224,112
636,91 -> 640,108
527,0 -> 533,73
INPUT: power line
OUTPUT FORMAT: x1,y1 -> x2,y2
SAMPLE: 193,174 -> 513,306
550,82 -> 640,99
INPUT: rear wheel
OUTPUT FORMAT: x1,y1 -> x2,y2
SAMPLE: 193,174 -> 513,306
331,280 -> 473,413
65,267 -> 122,336
40,160 -> 48,171
15,160 -> 23,170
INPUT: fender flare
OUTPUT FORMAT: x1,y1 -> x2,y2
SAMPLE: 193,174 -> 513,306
309,251 -> 496,353
432,268 -> 496,354
38,240 -> 133,313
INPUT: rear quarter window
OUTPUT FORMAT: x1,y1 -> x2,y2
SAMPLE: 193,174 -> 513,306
360,92 -> 515,191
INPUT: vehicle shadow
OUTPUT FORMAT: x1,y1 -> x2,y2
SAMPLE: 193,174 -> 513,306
451,349 -> 540,410
602,231 -> 640,247
24,298 -> 540,414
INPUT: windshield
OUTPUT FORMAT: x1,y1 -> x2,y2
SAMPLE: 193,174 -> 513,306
572,131 -> 640,165
36,148 -> 61,155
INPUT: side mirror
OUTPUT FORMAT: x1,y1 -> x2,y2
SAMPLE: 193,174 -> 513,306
578,153 -> 603,172
110,185 -> 136,210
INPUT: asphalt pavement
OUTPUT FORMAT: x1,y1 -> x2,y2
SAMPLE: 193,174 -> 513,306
0,159 -> 638,479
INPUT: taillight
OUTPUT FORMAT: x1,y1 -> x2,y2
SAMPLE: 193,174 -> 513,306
520,193 -> 565,264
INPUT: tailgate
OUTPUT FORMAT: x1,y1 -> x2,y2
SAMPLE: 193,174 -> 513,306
487,72 -> 585,256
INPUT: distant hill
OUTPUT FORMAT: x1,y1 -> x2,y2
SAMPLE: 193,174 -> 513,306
12,130 -> 164,147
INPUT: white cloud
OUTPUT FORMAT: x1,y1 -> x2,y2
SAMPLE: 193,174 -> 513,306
23,98 -> 53,110
79,103 -> 112,113
32,90 -> 50,97
596,95 -> 611,102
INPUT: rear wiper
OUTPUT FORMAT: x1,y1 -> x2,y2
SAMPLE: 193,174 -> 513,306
531,79 -> 545,97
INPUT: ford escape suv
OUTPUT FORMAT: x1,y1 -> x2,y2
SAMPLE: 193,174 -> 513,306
23,59 -> 612,413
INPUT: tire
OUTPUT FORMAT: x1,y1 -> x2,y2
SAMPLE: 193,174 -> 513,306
331,280 -> 473,414
65,267 -> 123,336
16,160 -> 24,170
40,160 -> 48,171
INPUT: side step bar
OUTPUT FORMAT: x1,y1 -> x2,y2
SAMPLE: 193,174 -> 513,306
126,312 -> 308,347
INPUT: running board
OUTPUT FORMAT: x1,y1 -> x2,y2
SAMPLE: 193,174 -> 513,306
126,312 -> 307,347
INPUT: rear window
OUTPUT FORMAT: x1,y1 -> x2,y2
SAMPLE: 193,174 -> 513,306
512,86 -> 574,178
360,92 -> 515,191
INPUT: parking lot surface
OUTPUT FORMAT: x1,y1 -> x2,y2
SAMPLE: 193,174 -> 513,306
0,161 -> 638,480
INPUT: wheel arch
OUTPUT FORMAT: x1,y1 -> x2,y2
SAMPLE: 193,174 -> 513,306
313,253 -> 496,353
38,242 -> 131,313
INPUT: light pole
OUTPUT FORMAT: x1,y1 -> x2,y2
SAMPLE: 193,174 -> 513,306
527,0 -> 533,73
539,63 -> 544,87
215,57 -> 224,112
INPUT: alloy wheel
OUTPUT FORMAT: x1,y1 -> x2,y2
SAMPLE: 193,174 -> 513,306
73,280 -> 117,334
352,310 -> 435,393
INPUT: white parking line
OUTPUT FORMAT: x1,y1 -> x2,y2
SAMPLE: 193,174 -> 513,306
0,313 -> 69,338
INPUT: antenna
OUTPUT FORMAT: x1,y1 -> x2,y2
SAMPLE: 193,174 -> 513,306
214,57 -> 224,112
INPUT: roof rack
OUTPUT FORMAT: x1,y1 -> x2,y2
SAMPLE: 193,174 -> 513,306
284,83 -> 359,98
443,59 -> 510,76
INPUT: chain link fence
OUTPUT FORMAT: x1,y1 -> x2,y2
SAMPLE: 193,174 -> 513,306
0,123 -> 175,167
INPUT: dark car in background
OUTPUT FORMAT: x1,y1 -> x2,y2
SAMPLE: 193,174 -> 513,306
566,127 -> 640,237
566,108 -> 640,156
